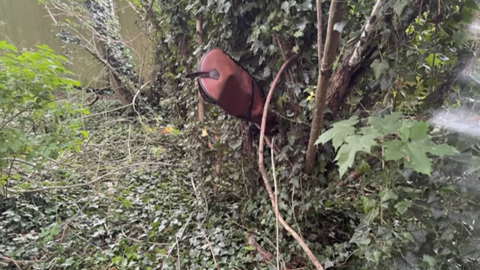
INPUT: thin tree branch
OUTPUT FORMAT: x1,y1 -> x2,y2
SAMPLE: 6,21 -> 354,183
0,255 -> 22,270
305,0 -> 344,174
258,55 -> 324,270
270,138 -> 281,270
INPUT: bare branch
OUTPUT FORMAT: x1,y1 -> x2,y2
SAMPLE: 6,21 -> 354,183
305,0 -> 345,174
258,55 -> 325,270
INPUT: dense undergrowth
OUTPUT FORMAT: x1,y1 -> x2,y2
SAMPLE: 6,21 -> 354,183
3,100 -> 480,270
3,0 -> 480,269
2,97 -> 480,270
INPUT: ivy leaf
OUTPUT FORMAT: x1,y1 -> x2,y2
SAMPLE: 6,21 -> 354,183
380,188 -> 398,202
294,30 -> 304,38
229,139 -> 242,150
295,17 -> 309,31
61,257 -> 75,267
315,115 -> 359,150
421,255 -> 437,268
394,251 -> 421,270
297,0 -> 313,11
370,59 -> 389,79
365,250 -> 382,264
281,1 -> 295,13
363,207 -> 379,224
395,200 -> 412,215
393,0 -> 410,17
350,226 -> 371,246
361,196 -> 377,213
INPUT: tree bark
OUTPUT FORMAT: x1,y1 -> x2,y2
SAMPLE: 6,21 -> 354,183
326,0 -> 428,114
84,0 -> 139,105
305,0 -> 344,174
196,17 -> 206,123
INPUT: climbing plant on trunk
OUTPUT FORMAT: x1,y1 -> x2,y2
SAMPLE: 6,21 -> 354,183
43,0 -> 143,106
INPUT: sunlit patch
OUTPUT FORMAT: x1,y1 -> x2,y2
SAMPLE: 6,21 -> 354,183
469,22 -> 480,35
431,108 -> 480,137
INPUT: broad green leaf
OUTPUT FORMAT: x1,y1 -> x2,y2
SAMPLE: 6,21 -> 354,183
368,112 -> 403,135
0,41 -> 18,52
425,53 -> 446,67
383,140 -> 405,161
335,133 -> 376,177
398,121 -> 428,141
79,130 -> 89,139
423,141 -> 458,157
383,120 -> 457,175
316,115 -> 359,151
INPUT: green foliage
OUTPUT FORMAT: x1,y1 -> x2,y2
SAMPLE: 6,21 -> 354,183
3,0 -> 480,269
316,112 -> 458,177
0,41 -> 89,187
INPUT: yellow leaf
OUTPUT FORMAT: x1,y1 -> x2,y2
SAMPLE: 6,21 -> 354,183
201,127 -> 208,137
161,127 -> 174,134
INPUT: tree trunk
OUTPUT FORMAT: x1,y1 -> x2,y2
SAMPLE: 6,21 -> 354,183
326,0 -> 427,114
196,17 -> 206,123
304,0 -> 344,174
84,0 -> 139,105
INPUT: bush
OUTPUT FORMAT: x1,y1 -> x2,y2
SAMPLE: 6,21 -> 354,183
0,41 -> 89,189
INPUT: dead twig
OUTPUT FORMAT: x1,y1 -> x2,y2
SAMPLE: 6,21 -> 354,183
198,225 -> 220,269
0,255 -> 22,270
258,55 -> 325,270
246,234 -> 274,262
271,138 -> 281,270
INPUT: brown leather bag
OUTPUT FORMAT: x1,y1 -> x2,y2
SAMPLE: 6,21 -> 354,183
186,48 -> 277,136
